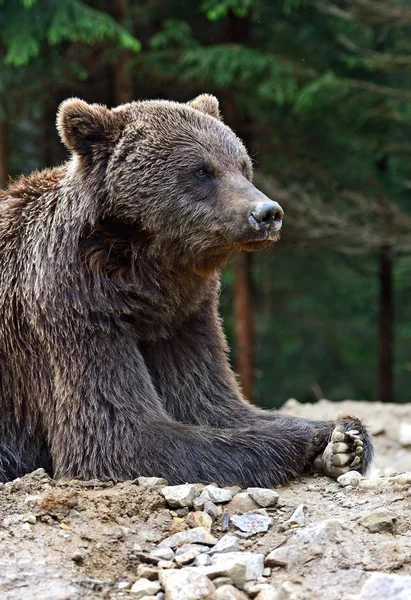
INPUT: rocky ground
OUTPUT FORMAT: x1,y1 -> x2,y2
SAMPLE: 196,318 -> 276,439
2,399 -> 411,600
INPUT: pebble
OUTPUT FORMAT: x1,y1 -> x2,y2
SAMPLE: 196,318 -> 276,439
186,511 -> 213,531
161,484 -> 201,508
231,513 -> 272,534
398,423 -> 411,447
204,501 -> 222,521
117,581 -> 131,590
136,565 -> 159,580
225,493 -> 259,514
194,553 -> 211,567
159,569 -> 215,600
158,527 -> 218,548
175,550 -> 200,566
130,578 -> 161,597
284,504 -> 307,527
22,514 -> 37,524
176,544 -> 210,555
254,587 -> 278,600
149,548 -> 175,561
212,584 -> 249,599
157,560 -> 175,569
209,535 -> 241,555
247,488 -> 279,508
359,572 -> 411,599
213,577 -> 233,588
337,471 -> 363,487
193,489 -> 211,510
359,508 -> 396,533
137,477 -> 168,486
210,552 -> 265,583
205,485 -> 234,503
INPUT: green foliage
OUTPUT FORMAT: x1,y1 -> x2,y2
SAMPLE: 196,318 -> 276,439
1,0 -> 140,67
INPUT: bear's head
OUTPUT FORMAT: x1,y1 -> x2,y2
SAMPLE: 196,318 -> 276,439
57,95 -> 283,272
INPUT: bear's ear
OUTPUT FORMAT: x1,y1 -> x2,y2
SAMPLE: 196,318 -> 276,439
187,94 -> 221,120
57,98 -> 126,155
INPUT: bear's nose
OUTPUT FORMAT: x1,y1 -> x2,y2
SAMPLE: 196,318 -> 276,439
249,201 -> 284,230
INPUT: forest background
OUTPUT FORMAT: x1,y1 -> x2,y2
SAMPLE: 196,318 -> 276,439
1,0 -> 410,406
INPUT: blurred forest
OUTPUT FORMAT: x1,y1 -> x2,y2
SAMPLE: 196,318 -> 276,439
1,0 -> 411,407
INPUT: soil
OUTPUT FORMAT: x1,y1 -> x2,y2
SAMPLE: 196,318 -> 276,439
1,399 -> 411,600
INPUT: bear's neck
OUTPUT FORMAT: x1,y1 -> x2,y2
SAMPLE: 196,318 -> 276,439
78,217 -> 225,338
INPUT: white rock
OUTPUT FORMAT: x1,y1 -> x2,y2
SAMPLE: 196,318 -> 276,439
337,471 -> 363,487
130,578 -> 161,597
231,513 -> 272,534
284,504 -> 307,527
137,476 -> 168,486
193,489 -> 211,510
213,584 -> 249,599
247,488 -> 279,508
254,585 -> 278,600
398,423 -> 411,447
149,547 -> 175,561
359,573 -> 411,600
209,535 -> 241,555
161,484 -> 201,507
205,485 -> 234,503
159,527 -> 218,548
176,544 -> 210,555
175,550 -> 199,566
210,552 -> 264,583
194,553 -> 211,567
159,569 -> 215,600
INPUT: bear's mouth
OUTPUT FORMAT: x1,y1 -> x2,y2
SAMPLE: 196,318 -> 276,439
238,235 -> 280,252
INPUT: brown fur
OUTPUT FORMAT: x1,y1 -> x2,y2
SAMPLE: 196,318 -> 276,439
0,94 -> 373,485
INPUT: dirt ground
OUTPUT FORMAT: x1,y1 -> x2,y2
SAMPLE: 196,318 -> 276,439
1,399 -> 411,600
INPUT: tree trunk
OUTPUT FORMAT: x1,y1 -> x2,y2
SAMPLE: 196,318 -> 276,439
110,0 -> 133,105
233,252 -> 255,401
378,244 -> 394,403
0,119 -> 8,188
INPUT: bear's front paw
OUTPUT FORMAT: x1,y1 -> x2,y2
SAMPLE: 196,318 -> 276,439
314,417 -> 372,479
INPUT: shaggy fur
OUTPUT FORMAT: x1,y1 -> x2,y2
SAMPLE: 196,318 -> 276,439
0,94 -> 373,485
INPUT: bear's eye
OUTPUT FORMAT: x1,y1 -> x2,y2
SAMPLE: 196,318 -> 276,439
195,168 -> 212,179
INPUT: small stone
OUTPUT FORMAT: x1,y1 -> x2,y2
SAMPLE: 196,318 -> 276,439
204,501 -> 222,521
213,577 -> 233,588
193,489 -> 211,510
136,565 -> 159,580
24,495 -> 40,505
264,547 -> 289,568
159,569 -> 215,600
244,582 -> 274,597
398,423 -> 411,447
358,573 -> 411,600
159,527 -> 218,549
284,504 -> 307,527
130,578 -> 161,597
194,553 -> 211,567
231,514 -> 272,534
263,568 -> 271,577
225,493 -> 259,514
22,514 -> 37,524
175,550 -> 200,566
210,552 -> 264,584
137,477 -> 168,486
209,535 -> 241,555
176,544 -> 210,555
205,485 -> 235,503
21,522 -> 31,532
161,484 -> 201,508
247,488 -> 279,508
254,587 -> 278,600
212,584 -> 249,599
186,511 -> 213,531
117,581 -> 131,590
337,471 -> 363,487
359,508 -> 396,533
158,560 -> 175,569
149,548 -> 175,561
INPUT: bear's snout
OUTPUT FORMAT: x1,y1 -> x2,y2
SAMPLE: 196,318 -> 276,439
249,201 -> 283,232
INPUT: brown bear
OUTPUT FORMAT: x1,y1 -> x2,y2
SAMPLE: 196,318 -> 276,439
0,94 -> 373,485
